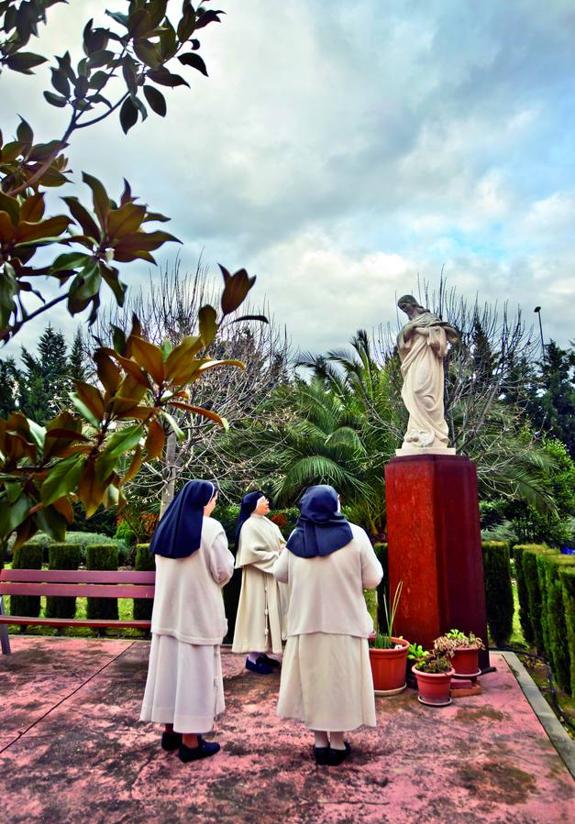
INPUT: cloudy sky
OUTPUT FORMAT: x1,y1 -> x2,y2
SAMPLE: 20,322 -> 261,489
2,0 -> 574,358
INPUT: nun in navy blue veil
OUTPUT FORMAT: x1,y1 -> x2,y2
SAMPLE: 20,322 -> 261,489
273,485 -> 383,766
140,480 -> 235,763
232,490 -> 287,674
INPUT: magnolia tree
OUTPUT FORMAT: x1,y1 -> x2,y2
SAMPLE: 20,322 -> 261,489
0,1 -> 260,550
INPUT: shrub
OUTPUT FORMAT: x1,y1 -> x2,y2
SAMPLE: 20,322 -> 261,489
86,544 -> 119,621
559,566 -> 575,698
10,543 -> 43,619
540,554 -> 575,695
482,541 -> 514,647
512,544 -> 547,646
133,544 -> 155,622
223,568 -> 242,644
518,545 -> 557,652
45,544 -> 82,619
114,520 -> 137,547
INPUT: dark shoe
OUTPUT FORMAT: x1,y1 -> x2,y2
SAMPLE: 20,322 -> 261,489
257,654 -> 281,669
328,742 -> 351,766
161,730 -> 182,751
246,657 -> 273,675
178,736 -> 221,763
313,746 -> 331,766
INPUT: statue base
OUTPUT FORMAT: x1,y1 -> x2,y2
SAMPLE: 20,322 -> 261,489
385,453 -> 490,669
395,445 -> 456,456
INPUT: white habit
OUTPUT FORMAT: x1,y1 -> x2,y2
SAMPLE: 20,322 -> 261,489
232,514 -> 286,655
140,516 -> 235,733
273,523 -> 383,731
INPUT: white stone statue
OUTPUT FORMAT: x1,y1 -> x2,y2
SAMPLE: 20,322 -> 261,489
396,295 -> 459,455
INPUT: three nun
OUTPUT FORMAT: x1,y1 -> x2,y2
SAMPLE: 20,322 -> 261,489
141,481 -> 382,767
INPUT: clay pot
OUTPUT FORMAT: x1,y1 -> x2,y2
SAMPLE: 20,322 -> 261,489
452,647 -> 481,678
369,637 -> 409,695
413,666 -> 454,706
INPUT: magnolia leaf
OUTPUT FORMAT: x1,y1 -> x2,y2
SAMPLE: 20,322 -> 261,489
198,304 -> 218,347
41,454 -> 85,506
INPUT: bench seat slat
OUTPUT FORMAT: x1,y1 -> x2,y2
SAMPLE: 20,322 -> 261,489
0,616 -> 151,629
0,569 -> 154,584
0,583 -> 155,598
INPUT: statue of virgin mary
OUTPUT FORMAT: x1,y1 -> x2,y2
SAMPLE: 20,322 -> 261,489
396,295 -> 459,453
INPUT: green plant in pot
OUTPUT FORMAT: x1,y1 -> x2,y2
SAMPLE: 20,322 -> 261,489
409,643 -> 455,707
368,582 -> 409,695
434,629 -> 485,678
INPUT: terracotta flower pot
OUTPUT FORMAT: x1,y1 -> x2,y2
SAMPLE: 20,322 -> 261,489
413,666 -> 454,706
369,637 -> 409,695
452,647 -> 481,678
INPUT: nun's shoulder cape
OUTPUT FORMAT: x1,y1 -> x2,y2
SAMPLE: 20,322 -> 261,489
150,480 -> 217,559
286,484 -> 353,558
236,515 -> 285,569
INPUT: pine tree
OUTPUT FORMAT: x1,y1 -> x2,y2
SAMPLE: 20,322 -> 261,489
0,357 -> 20,418
19,325 -> 69,424
68,327 -> 87,382
530,341 -> 575,458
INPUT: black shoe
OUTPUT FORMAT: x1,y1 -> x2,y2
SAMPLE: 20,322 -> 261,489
313,746 -> 331,765
161,730 -> 182,751
328,742 -> 351,766
246,657 -> 273,675
178,736 -> 221,763
257,654 -> 281,669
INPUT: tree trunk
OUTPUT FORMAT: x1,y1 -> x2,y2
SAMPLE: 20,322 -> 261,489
160,432 -> 177,517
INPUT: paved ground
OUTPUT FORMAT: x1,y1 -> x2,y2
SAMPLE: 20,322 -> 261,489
0,637 -> 573,823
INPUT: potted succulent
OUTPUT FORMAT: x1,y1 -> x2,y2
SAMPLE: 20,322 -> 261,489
409,644 -> 455,707
434,629 -> 485,678
368,582 -> 409,695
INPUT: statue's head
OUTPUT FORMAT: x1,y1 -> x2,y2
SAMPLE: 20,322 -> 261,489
397,294 -> 426,315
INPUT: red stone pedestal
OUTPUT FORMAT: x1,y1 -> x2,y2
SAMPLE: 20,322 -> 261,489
385,454 -> 490,669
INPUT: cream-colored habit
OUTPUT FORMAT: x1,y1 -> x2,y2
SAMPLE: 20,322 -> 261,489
273,523 -> 383,730
232,514 -> 286,654
140,516 -> 235,733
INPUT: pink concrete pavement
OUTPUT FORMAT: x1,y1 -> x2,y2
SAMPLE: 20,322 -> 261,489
0,637 -> 573,823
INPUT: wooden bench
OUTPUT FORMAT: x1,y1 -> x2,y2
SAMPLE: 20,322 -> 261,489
0,568 -> 155,655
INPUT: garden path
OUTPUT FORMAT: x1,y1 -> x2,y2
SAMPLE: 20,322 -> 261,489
0,638 -> 573,823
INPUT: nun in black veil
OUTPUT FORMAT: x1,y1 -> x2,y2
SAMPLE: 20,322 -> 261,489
140,480 -> 235,762
273,485 -> 383,766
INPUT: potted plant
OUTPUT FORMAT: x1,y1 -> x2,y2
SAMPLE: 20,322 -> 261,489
434,629 -> 485,678
368,582 -> 409,695
409,644 -> 455,707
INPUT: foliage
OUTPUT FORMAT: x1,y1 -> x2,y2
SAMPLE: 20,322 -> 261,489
408,643 -> 453,674
86,543 -> 119,620
18,325 -> 70,423
559,566 -> 575,697
0,0 -> 225,340
482,541 -> 514,647
133,541 -> 154,621
539,554 -> 575,694
435,629 -> 485,652
10,541 -> 43,618
529,341 -> 575,459
0,2 -> 260,552
514,544 -> 556,652
374,580 -> 403,649
115,519 -> 137,547
45,542 -> 82,619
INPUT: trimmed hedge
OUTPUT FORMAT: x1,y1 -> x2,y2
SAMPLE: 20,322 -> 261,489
513,544 -> 550,646
86,544 -> 119,621
482,541 -> 514,647
133,543 -> 154,622
539,554 -> 575,694
559,567 -> 575,697
45,543 -> 82,619
11,543 -> 43,619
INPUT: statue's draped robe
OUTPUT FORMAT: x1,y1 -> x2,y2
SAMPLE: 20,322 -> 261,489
397,311 -> 458,449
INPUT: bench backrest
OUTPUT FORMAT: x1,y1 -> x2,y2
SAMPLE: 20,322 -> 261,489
0,569 -> 155,599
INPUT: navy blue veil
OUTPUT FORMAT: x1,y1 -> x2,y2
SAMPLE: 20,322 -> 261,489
150,480 -> 217,559
286,484 -> 353,558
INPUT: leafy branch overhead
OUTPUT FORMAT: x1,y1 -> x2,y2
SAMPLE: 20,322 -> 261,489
0,265 -> 258,548
0,1 -> 224,342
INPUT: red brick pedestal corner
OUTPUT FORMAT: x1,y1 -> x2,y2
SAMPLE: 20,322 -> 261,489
385,454 -> 490,669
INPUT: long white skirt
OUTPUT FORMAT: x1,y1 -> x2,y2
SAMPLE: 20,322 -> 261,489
277,633 -> 376,731
140,633 -> 224,733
